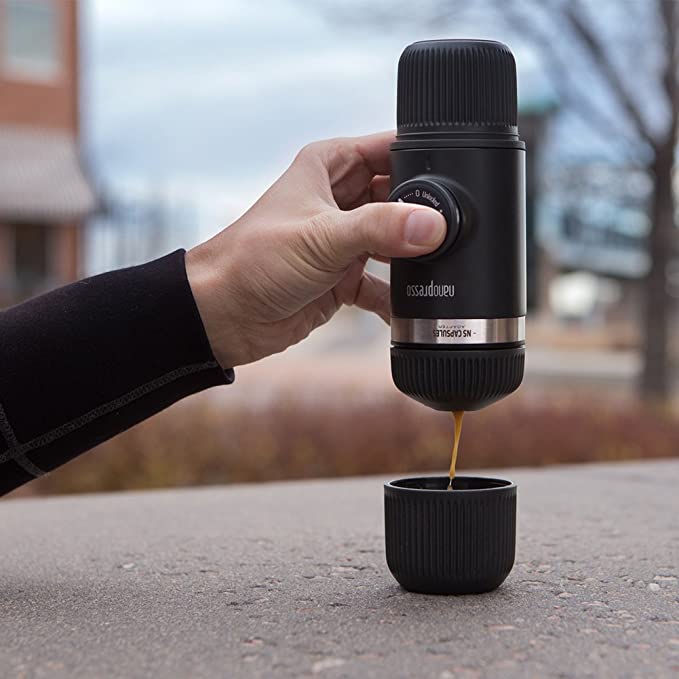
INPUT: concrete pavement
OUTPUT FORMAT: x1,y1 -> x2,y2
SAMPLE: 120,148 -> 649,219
0,460 -> 678,678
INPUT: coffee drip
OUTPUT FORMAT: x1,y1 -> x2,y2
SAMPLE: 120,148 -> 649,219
447,411 -> 465,489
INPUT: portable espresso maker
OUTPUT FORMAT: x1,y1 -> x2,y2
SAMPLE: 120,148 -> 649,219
384,39 -> 525,594
389,39 -> 526,412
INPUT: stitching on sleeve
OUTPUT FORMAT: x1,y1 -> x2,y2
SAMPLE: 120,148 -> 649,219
0,403 -> 45,478
0,360 -> 219,468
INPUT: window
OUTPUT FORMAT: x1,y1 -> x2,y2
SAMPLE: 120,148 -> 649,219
4,0 -> 60,80
14,223 -> 50,295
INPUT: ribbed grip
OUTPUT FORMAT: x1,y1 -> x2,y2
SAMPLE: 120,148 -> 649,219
385,477 -> 516,594
391,346 -> 524,412
397,39 -> 518,135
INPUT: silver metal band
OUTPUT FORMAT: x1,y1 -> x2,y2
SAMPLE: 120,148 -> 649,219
391,317 -> 525,345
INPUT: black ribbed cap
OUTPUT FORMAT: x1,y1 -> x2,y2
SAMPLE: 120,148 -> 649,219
391,346 -> 525,412
397,39 -> 518,136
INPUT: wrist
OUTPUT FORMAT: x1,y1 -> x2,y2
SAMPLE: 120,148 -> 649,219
185,241 -> 241,369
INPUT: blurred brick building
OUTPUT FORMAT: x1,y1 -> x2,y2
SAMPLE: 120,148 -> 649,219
0,0 -> 96,306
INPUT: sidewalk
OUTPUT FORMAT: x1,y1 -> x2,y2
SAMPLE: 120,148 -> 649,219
0,460 -> 677,678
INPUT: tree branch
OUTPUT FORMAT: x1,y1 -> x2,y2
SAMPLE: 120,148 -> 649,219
502,1 -> 645,153
563,1 -> 656,147
658,0 -> 679,149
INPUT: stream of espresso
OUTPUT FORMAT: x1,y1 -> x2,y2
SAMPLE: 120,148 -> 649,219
447,411 -> 465,490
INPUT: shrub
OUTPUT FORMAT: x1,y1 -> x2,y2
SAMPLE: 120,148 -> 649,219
18,382 -> 679,496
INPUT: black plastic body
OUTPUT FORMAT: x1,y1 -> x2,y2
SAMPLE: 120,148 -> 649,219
384,476 -> 517,595
390,142 -> 526,321
389,138 -> 526,411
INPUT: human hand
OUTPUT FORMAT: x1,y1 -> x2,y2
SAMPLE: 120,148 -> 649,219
186,131 -> 446,368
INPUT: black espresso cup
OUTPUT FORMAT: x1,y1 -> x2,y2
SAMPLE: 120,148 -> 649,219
384,476 -> 516,594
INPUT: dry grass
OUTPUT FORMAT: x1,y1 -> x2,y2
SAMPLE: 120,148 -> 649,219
17,383 -> 679,497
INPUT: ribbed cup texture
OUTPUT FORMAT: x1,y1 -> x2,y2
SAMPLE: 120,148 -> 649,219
397,40 -> 518,135
385,478 -> 516,594
391,347 -> 524,412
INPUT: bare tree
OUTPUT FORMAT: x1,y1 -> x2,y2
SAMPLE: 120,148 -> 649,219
317,0 -> 679,402
505,0 -> 678,402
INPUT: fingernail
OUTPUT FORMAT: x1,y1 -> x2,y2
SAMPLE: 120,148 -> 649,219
404,208 -> 446,246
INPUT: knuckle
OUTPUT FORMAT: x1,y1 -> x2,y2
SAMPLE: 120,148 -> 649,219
295,140 -> 326,164
360,204 -> 388,251
326,137 -> 352,162
295,136 -> 355,172
326,137 -> 362,177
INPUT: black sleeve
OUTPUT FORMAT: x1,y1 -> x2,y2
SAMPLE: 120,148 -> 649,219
0,249 -> 233,496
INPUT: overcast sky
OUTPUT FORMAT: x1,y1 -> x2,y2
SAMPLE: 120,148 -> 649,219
82,0 -> 670,254
82,1 -> 559,245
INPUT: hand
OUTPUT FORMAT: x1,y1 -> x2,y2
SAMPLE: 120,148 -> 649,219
186,131 -> 446,368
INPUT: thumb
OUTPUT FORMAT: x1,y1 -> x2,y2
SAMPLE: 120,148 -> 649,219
327,202 -> 447,265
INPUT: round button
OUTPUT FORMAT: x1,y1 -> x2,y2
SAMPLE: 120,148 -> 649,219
388,178 -> 461,261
